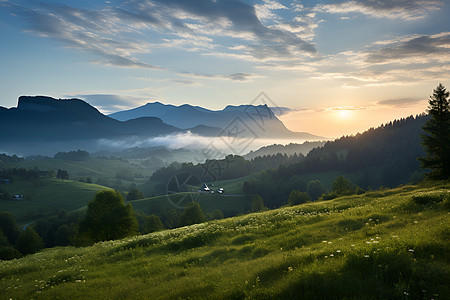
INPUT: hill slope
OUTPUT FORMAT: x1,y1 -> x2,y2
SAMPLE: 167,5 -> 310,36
1,183 -> 448,299
0,178 -> 111,223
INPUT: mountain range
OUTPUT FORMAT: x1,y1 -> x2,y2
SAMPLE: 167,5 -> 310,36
0,96 -> 323,156
109,102 -> 322,140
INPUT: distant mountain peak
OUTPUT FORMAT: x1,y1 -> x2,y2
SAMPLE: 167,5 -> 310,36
145,101 -> 168,107
109,101 -> 322,140
17,95 -> 105,119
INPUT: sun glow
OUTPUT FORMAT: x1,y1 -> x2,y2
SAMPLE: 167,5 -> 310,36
338,109 -> 352,119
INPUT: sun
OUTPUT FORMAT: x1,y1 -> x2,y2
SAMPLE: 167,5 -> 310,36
338,109 -> 352,119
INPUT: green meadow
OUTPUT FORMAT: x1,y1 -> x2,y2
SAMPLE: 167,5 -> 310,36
17,157 -> 155,182
1,182 -> 448,299
131,176 -> 250,215
0,174 -> 249,225
0,178 -> 110,223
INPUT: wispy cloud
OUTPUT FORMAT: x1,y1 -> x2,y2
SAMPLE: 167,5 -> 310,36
1,0 -> 318,70
365,32 -> 450,64
325,106 -> 369,111
312,32 -> 450,86
178,72 -> 260,82
376,98 -> 425,107
269,106 -> 293,116
71,94 -> 152,113
2,1 -> 163,70
96,131 -> 305,155
314,0 -> 443,20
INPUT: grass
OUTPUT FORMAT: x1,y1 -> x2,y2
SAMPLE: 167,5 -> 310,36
130,193 -> 250,216
0,178 -> 110,223
130,176 -> 249,215
14,157 -> 156,184
1,182 -> 449,299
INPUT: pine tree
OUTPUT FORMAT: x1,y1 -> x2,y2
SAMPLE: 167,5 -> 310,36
419,84 -> 450,180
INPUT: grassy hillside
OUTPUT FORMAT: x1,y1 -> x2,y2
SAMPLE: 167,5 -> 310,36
1,183 -> 449,299
0,178 -> 110,223
9,157 -> 154,189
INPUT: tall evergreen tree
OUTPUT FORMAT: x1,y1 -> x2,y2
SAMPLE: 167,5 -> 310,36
419,84 -> 450,180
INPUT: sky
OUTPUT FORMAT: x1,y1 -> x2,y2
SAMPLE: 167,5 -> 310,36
0,0 -> 449,138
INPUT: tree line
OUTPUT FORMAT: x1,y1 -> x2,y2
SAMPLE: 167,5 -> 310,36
0,189 -> 223,259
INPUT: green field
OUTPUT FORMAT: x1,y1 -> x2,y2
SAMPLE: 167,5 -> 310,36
0,178 -> 110,223
0,174 -> 247,226
12,157 -> 155,186
130,176 -> 249,215
1,182 -> 448,299
130,193 -> 250,216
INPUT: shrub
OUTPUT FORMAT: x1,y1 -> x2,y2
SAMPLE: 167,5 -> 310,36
412,192 -> 447,205
15,227 -> 44,255
337,218 -> 364,231
0,246 -> 21,260
165,231 -> 221,252
231,234 -> 257,245
251,247 -> 269,258
47,271 -> 85,286
180,202 -> 204,226
288,190 -> 311,206
126,188 -> 144,201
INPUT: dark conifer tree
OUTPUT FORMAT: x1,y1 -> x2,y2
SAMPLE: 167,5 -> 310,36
419,84 -> 450,180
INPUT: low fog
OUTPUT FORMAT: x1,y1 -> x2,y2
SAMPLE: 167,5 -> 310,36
1,131 -> 314,159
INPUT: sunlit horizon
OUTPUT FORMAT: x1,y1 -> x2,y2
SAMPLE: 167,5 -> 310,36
1,0 -> 449,138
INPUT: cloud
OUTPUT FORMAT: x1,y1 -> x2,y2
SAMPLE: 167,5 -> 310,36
311,32 -> 450,86
365,33 -> 450,64
96,131 -> 313,156
72,94 -> 151,113
2,0 -> 318,69
97,132 -> 216,152
146,0 -> 317,58
269,106 -> 292,116
376,98 -> 425,107
255,0 -> 288,20
179,71 -> 260,82
2,1 -> 163,70
325,106 -> 368,111
314,0 -> 443,20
